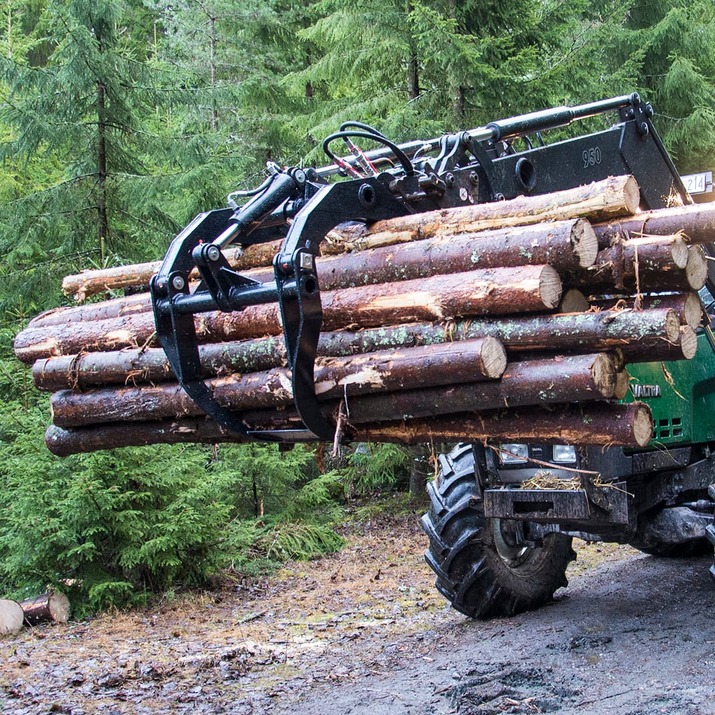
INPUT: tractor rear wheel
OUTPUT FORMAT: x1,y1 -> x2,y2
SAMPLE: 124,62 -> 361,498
421,444 -> 575,619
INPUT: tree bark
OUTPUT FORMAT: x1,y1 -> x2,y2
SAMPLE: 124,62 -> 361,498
49,339 -> 507,427
44,401 -> 654,456
20,592 -> 70,625
15,265 -> 561,364
593,201 -> 715,249
32,307 -> 682,391
568,236 -> 704,292
592,292 -> 702,329
352,402 -> 654,448
363,175 -> 640,245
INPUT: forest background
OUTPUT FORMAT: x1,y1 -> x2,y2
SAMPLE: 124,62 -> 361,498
0,0 -> 714,613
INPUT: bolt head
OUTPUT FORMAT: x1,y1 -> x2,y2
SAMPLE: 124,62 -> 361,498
171,275 -> 186,291
207,245 -> 221,261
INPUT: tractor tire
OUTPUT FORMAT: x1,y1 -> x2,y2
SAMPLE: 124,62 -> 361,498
421,444 -> 576,619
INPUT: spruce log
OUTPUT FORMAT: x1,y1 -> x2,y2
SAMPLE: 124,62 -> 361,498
44,401 -> 654,456
594,201 -> 715,249
34,219 -> 593,329
559,289 -> 590,313
569,236 -> 704,292
20,592 -> 71,625
359,176 -> 640,247
33,308 -> 681,391
0,599 -> 24,635
61,241 -> 284,301
592,293 -> 702,329
49,339 -> 507,428
337,353 -> 618,424
619,325 -> 697,361
353,402 -> 654,448
15,265 -> 562,363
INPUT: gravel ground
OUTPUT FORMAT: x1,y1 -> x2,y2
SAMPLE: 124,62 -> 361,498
1,511 -> 714,714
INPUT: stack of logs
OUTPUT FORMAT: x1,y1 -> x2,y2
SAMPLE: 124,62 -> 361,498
15,175 -> 715,456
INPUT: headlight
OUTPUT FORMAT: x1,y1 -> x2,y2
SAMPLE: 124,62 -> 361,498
500,443 -> 529,464
552,444 -> 577,463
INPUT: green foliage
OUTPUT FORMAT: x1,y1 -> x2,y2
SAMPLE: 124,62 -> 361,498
340,443 -> 410,495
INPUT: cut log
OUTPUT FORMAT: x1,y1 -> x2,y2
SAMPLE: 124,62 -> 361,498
360,176 -> 640,247
594,201 -> 715,249
15,265 -> 562,364
33,308 -> 681,391
337,353 -> 619,424
44,401 -> 654,456
353,402 -> 654,448
49,339 -> 507,427
592,293 -> 702,329
61,241 -> 284,301
0,599 -> 24,636
34,219 -> 593,330
569,236 -> 703,292
20,592 -> 71,625
620,325 -> 698,361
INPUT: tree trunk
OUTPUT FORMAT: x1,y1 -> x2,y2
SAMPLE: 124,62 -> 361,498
44,401 -> 654,456
96,78 -> 109,263
15,265 -> 562,363
20,592 -> 71,625
49,339 -> 507,427
408,443 -> 432,504
32,306 -> 681,391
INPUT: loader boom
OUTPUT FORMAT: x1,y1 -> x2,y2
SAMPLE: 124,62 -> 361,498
149,93 -> 688,442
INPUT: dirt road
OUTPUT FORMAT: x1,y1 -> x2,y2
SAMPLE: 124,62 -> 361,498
2,510 -> 714,714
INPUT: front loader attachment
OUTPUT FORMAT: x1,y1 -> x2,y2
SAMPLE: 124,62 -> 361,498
149,93 -> 689,443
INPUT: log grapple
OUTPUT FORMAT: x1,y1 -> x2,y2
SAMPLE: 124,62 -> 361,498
149,93 -> 687,443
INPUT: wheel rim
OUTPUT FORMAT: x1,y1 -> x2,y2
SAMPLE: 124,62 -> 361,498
491,518 -> 531,567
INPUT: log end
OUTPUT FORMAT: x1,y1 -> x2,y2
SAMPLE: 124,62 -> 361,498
539,265 -> 563,309
682,292 -> 703,329
480,337 -> 508,379
591,353 -> 617,397
0,599 -> 24,636
670,236 -> 690,269
631,402 -> 654,448
624,175 -> 641,215
679,326 -> 698,360
572,219 -> 599,268
614,370 -> 630,400
685,245 -> 708,290
559,288 -> 590,314
664,309 -> 682,344
49,592 -> 71,624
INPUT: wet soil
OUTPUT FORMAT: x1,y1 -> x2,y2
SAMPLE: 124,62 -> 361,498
2,507 -> 714,714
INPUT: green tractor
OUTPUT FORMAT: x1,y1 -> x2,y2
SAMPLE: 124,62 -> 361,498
422,310 -> 715,619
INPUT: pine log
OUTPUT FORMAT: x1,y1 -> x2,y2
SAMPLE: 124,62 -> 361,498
614,369 -> 630,400
33,308 -> 681,391
20,592 -> 71,625
0,599 -> 24,635
594,201 -> 715,249
592,293 -> 702,329
353,402 -> 654,448
15,265 -> 562,364
44,401 -> 654,456
358,176 -> 640,247
49,339 -> 507,428
30,292 -> 151,329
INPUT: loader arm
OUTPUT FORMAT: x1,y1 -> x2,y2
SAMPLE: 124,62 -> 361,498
150,93 -> 690,442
